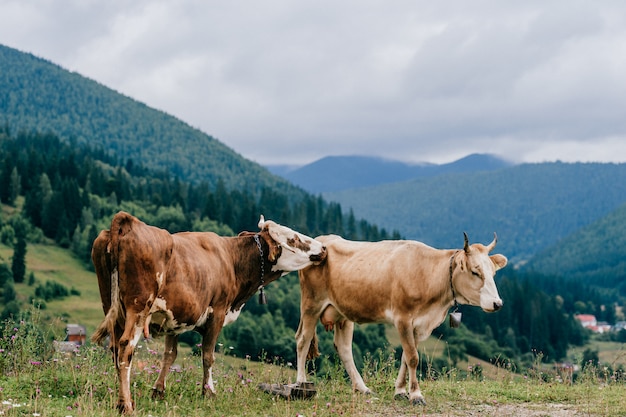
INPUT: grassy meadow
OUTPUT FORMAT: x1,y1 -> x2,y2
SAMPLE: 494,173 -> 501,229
2,241 -> 626,415
1,311 -> 626,417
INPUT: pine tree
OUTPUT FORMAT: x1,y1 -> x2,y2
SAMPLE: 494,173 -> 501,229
11,228 -> 26,283
9,167 -> 20,206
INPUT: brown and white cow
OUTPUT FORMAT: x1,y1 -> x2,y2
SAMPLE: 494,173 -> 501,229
295,233 -> 506,405
91,211 -> 326,414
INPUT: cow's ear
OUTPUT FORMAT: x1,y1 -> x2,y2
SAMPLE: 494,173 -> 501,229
490,254 -> 508,270
268,241 -> 282,262
260,232 -> 282,262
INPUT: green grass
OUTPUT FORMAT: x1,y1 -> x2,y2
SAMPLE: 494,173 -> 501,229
2,312 -> 626,417
3,229 -> 626,415
1,241 -> 103,335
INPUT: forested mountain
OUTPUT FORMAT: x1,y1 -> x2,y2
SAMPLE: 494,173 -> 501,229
0,128 -> 589,372
524,202 -> 626,295
0,42 -> 618,373
325,162 -> 626,265
0,44 -> 298,195
268,153 -> 513,193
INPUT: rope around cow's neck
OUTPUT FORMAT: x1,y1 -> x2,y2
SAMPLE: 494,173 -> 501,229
448,250 -> 462,328
449,251 -> 460,310
253,234 -> 267,304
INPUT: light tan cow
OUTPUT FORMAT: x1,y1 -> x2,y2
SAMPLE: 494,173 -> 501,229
295,233 -> 506,405
91,211 -> 327,414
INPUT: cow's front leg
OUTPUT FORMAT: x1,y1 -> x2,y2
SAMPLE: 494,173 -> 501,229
201,314 -> 225,397
395,321 -> 425,405
152,334 -> 178,400
334,320 -> 371,394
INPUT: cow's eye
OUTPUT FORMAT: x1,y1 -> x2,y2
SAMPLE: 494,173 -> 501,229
471,270 -> 481,278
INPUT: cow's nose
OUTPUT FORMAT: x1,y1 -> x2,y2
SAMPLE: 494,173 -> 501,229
493,300 -> 503,311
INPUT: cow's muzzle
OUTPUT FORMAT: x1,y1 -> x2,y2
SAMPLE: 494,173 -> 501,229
309,246 -> 327,264
492,300 -> 503,312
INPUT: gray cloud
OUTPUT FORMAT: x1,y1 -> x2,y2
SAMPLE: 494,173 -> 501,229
2,0 -> 626,165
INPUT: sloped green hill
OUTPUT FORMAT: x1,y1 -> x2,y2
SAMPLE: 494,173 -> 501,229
524,202 -> 626,293
0,241 -> 101,333
325,162 -> 626,264
0,44 -> 301,195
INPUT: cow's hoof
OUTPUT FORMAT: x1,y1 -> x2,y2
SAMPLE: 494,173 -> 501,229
410,396 -> 426,406
202,388 -> 217,398
152,387 -> 165,400
116,400 -> 134,415
394,392 -> 409,401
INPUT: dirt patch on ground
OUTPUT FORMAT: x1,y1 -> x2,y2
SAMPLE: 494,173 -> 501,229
427,402 -> 595,416
361,402 -> 597,416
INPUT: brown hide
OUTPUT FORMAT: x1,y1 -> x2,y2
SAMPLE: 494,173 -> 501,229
91,211 -> 325,414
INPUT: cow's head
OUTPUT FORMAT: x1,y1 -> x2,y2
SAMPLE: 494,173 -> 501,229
452,233 -> 507,312
258,215 -> 327,272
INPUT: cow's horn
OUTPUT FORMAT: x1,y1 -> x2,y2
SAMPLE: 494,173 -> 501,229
463,232 -> 470,253
487,232 -> 497,251
258,215 -> 266,229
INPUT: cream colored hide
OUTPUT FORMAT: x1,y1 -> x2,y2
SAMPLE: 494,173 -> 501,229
296,233 -> 506,406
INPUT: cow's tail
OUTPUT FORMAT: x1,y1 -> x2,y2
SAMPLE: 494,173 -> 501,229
91,211 -> 132,345
91,266 -> 119,345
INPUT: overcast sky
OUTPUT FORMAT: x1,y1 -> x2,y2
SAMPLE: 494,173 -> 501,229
2,1 -> 626,166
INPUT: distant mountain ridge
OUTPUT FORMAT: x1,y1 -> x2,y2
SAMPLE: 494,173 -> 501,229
267,154 -> 513,193
323,162 -> 626,268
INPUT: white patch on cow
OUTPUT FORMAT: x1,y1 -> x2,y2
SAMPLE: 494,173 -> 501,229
479,278 -> 502,311
129,323 -> 143,348
194,307 -> 212,327
149,297 -> 197,334
205,367 -> 216,394
223,304 -> 244,326
264,221 -> 326,272
384,309 -> 396,323
155,271 -> 165,289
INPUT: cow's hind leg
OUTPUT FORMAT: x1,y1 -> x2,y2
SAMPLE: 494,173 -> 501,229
394,350 -> 409,399
116,311 -> 143,414
334,321 -> 371,394
152,334 -> 178,400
